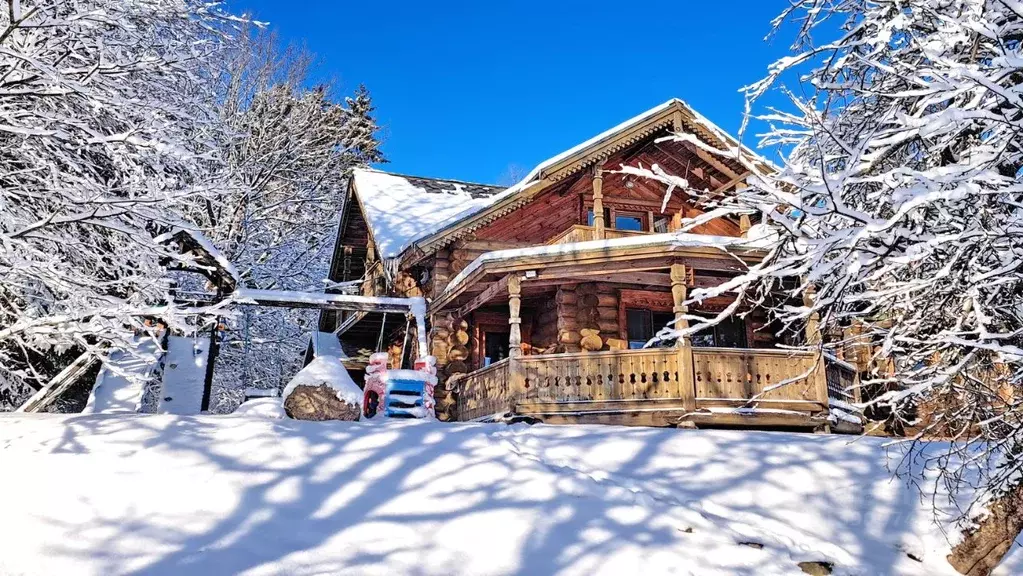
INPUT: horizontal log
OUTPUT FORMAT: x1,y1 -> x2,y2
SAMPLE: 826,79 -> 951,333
558,330 -> 581,344
445,360 -> 468,375
557,317 -> 579,331
580,333 -> 603,351
555,290 -> 577,305
448,344 -> 469,361
231,289 -> 420,314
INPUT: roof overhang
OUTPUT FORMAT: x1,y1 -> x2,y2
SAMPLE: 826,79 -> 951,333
429,234 -> 767,316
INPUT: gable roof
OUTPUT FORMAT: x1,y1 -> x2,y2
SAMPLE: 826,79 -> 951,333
350,169 -> 506,260
352,99 -> 774,266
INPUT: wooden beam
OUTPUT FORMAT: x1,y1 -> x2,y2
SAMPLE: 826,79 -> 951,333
526,271 -> 671,288
333,311 -> 367,337
591,165 -> 605,239
231,289 -> 418,314
684,143 -> 742,182
710,171 -> 752,195
455,275 -> 510,319
16,352 -> 99,413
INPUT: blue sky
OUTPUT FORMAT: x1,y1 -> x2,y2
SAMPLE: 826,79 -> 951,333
229,1 -> 799,185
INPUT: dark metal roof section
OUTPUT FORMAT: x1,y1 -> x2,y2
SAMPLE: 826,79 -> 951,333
399,173 -> 506,200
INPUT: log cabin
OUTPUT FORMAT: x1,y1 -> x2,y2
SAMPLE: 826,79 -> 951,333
322,99 -> 853,429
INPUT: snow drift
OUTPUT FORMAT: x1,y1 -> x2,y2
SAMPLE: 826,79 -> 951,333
0,414 -> 1002,575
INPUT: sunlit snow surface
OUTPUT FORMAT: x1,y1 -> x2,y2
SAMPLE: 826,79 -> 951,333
0,416 -> 990,575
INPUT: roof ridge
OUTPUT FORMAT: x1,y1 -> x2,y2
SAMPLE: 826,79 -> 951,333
354,166 -> 504,189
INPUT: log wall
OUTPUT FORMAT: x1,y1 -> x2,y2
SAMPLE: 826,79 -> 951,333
574,283 -> 620,351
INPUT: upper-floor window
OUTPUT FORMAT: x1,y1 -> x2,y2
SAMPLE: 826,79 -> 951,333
653,215 -> 671,233
614,212 -> 645,231
586,208 -> 653,232
586,208 -> 610,227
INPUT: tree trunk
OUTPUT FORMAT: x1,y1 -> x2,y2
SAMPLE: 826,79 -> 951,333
948,482 -> 1023,575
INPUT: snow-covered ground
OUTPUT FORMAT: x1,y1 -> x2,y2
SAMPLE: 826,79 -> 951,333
157,335 -> 211,415
0,415 -> 996,575
82,337 -> 162,414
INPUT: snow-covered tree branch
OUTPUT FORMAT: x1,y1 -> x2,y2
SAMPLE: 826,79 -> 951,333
0,0 -> 238,408
191,30 -> 384,411
624,1 -> 1023,540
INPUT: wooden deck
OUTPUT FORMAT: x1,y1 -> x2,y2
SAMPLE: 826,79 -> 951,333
451,346 -> 832,429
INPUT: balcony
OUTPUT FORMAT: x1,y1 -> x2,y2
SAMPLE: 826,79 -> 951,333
545,224 -> 650,245
451,346 -> 837,429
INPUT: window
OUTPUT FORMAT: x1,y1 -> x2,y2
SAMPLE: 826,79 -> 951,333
626,309 -> 677,349
586,208 -> 610,227
653,215 -> 671,233
614,212 -> 645,231
689,316 -> 748,348
483,331 -> 509,366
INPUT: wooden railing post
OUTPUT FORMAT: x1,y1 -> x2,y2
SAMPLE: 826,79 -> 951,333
507,274 -> 525,412
592,165 -> 605,240
671,263 -> 696,412
803,281 -> 829,407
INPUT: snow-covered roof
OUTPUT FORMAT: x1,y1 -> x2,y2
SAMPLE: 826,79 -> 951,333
443,232 -> 770,296
352,99 -> 774,263
351,169 -> 506,259
309,331 -> 348,360
155,227 -> 241,283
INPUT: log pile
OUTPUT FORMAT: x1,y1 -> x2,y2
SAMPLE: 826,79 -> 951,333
283,385 -> 361,421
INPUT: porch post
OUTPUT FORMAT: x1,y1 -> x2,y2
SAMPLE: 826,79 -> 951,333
507,274 -> 525,412
803,280 -> 830,408
803,282 -> 821,346
592,165 -> 605,240
671,263 -> 696,413
508,274 -> 522,357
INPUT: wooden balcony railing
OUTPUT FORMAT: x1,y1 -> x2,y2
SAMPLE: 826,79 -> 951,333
691,347 -> 827,406
453,346 -> 830,423
518,348 -> 684,402
545,225 -> 650,245
452,358 -> 511,421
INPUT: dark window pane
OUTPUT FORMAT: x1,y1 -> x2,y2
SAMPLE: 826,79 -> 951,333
714,317 -> 748,348
586,208 -> 610,226
484,331 -> 510,366
615,213 -> 644,231
626,308 -> 651,348
651,312 -> 677,347
690,332 -> 716,347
